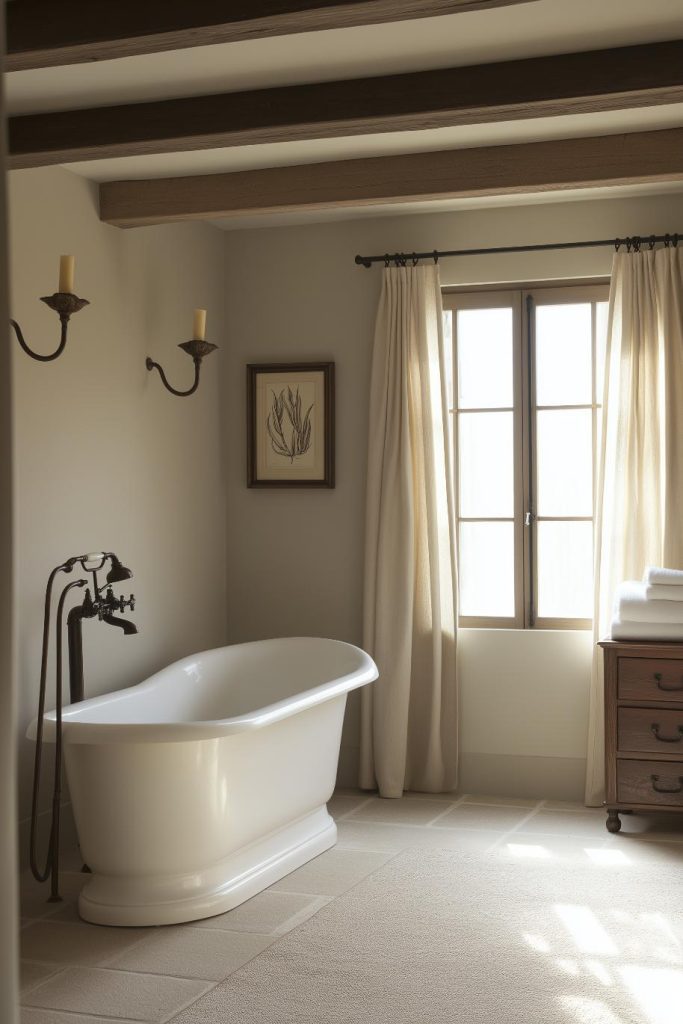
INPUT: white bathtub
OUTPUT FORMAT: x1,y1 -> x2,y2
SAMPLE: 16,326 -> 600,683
32,637 -> 377,926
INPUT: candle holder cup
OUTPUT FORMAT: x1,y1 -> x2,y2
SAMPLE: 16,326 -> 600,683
146,339 -> 218,397
11,291 -> 90,362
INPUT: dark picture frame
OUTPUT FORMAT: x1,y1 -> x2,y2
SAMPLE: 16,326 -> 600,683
247,362 -> 335,487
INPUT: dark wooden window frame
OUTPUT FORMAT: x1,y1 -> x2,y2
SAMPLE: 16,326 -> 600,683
442,278 -> 610,630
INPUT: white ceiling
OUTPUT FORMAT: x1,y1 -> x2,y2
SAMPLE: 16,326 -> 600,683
7,0 -> 683,227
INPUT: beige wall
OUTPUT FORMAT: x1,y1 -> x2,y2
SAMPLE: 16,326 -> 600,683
10,175 -> 683,838
223,190 -> 683,800
10,166 -> 228,846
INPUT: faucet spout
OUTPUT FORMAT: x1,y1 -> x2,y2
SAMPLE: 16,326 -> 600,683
101,613 -> 138,635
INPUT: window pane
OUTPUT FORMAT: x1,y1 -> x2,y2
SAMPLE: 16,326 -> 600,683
535,303 -> 592,405
443,311 -> 454,410
457,308 -> 513,408
537,521 -> 593,619
595,301 -> 608,402
536,409 -> 592,516
459,411 -> 514,517
459,521 -> 515,617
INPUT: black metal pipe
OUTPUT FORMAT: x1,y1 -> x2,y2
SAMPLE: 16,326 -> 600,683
354,232 -> 681,268
49,579 -> 87,901
67,606 -> 86,705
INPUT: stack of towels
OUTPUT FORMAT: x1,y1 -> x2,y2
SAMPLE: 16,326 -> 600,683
612,568 -> 683,640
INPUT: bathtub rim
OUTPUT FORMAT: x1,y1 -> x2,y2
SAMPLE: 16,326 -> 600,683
28,636 -> 377,745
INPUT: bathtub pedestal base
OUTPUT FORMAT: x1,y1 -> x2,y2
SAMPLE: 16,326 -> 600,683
78,807 -> 337,927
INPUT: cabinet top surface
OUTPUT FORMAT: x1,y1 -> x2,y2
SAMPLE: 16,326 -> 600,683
599,639 -> 683,654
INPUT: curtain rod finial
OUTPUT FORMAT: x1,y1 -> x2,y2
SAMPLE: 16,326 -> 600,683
355,254 -> 372,268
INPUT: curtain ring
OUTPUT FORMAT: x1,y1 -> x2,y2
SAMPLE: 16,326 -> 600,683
633,236 -> 641,252
432,250 -> 439,264
674,233 -> 679,248
648,235 -> 656,250
411,253 -> 418,266
614,238 -> 622,252
384,253 -> 390,267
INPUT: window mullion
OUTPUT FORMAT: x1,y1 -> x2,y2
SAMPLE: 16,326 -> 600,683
521,293 -> 536,628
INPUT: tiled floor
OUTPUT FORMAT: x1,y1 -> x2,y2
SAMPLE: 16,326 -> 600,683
19,791 -> 683,1022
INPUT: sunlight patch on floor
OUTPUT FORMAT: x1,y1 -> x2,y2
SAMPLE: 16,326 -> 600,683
584,959 -> 614,987
584,848 -> 630,866
506,843 -> 551,858
522,932 -> 551,953
561,995 -> 626,1024
557,958 -> 581,976
555,906 -> 619,956
619,966 -> 683,1024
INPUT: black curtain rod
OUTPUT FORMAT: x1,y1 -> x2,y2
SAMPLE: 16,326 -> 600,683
354,232 -> 682,268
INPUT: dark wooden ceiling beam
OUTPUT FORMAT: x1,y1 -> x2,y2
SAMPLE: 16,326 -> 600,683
6,0 -> 536,72
99,127 -> 683,227
9,39 -> 683,170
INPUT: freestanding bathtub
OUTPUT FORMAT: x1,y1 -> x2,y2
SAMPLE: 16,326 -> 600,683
31,637 -> 377,927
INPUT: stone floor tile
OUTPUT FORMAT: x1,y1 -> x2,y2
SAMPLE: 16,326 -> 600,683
271,847 -> 392,896
191,891 -> 330,936
23,967 -> 209,1021
107,926 -> 272,981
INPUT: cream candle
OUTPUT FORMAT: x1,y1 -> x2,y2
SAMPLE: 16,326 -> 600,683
59,255 -> 75,293
193,308 -> 207,341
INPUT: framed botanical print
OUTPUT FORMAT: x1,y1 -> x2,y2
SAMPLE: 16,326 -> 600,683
247,362 -> 335,487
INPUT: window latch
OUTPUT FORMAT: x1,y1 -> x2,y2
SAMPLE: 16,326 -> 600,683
524,511 -> 535,527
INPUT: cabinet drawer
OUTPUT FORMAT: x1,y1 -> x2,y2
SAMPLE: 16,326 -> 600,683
618,658 -> 683,701
617,759 -> 683,806
618,708 -> 683,752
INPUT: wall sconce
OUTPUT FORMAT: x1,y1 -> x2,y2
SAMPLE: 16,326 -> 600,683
146,309 -> 217,397
10,256 -> 89,362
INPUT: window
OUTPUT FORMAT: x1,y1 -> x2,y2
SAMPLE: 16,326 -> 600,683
442,283 -> 609,629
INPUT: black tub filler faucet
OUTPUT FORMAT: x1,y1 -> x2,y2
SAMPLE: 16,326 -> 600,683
30,552 -> 137,902
67,553 -> 137,704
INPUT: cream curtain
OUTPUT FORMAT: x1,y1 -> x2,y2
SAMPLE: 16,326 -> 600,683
360,265 -> 458,798
586,246 -> 683,805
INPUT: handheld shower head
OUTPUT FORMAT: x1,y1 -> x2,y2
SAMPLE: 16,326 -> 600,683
106,556 -> 133,584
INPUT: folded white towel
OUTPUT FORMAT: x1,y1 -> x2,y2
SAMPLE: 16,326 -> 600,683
644,583 -> 683,602
615,581 -> 683,624
644,566 -> 683,586
611,617 -> 683,641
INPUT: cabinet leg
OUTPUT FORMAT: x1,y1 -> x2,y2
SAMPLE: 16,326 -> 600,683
606,809 -> 621,833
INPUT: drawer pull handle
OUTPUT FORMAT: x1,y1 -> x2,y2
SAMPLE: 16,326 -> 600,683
654,672 -> 683,692
651,723 -> 683,743
651,774 -> 683,794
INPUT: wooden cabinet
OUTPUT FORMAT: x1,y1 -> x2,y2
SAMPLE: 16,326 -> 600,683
600,640 -> 683,832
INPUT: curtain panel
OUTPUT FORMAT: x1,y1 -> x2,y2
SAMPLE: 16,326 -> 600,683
361,265 -> 458,798
586,246 -> 683,805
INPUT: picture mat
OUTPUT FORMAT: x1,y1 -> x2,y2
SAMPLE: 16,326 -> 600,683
255,369 -> 326,481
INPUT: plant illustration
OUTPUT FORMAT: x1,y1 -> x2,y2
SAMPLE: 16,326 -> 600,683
267,386 -> 314,462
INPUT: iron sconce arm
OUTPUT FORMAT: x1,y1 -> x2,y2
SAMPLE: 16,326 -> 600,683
146,339 -> 218,397
10,292 -> 90,362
